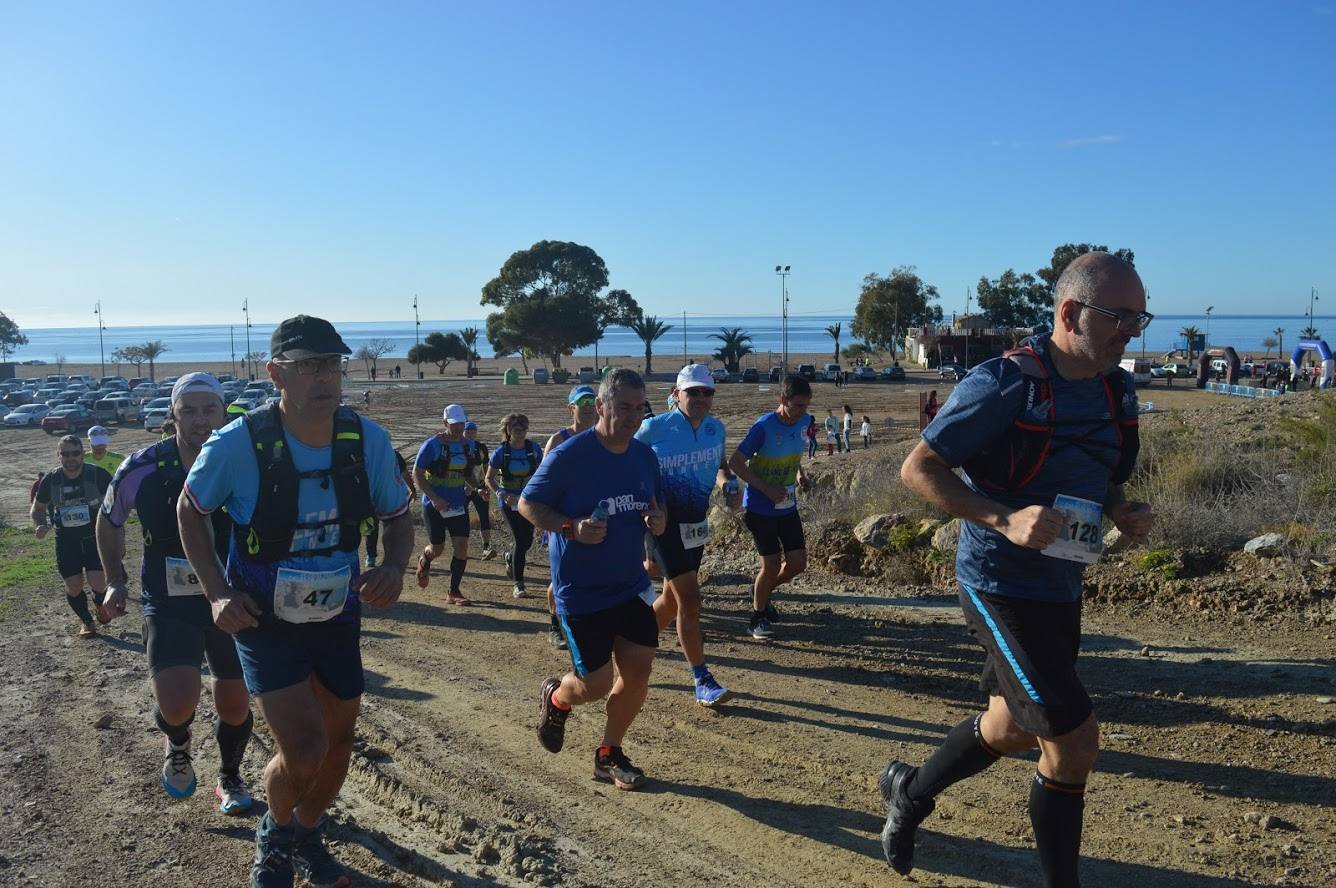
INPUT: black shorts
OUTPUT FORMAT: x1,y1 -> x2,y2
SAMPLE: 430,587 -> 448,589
558,595 -> 658,677
423,503 -> 471,545
959,585 -> 1091,739
650,520 -> 707,580
743,510 -> 805,557
56,533 -> 103,579
234,615 -> 363,700
143,611 -> 243,680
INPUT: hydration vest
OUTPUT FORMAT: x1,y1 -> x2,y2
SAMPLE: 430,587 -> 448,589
498,440 -> 542,487
48,466 -> 101,528
424,433 -> 472,478
961,342 -> 1140,492
136,439 -> 231,560
236,403 -> 374,563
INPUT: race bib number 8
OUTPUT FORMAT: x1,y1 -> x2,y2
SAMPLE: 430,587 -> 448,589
1042,495 -> 1104,564
165,557 -> 205,597
679,519 -> 710,550
273,565 -> 351,624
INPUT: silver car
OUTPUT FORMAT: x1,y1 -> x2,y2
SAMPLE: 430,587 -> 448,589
5,403 -> 53,426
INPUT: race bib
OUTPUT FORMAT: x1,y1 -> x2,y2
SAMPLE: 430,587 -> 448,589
1043,495 -> 1104,564
436,502 -> 466,518
272,565 -> 351,624
775,485 -> 797,510
165,557 -> 205,597
679,519 -> 710,550
60,503 -> 91,528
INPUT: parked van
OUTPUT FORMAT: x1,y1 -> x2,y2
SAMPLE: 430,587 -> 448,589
1119,358 -> 1153,386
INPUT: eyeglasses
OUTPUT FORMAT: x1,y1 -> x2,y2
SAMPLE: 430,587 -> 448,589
274,356 -> 347,375
685,388 -> 715,398
572,396 -> 596,407
1073,301 -> 1154,333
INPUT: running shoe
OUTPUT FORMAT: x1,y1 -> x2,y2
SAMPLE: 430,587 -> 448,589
536,677 -> 570,753
215,773 -> 254,815
364,555 -> 377,569
593,746 -> 647,790
480,545 -> 496,561
693,672 -> 733,708
765,601 -> 781,623
77,622 -> 97,638
415,553 -> 431,589
504,550 -> 514,580
447,591 -> 471,606
512,583 -> 526,599
291,817 -> 349,888
878,760 -> 934,875
162,734 -> 197,798
250,813 -> 295,888
748,616 -> 775,640
547,625 -> 568,650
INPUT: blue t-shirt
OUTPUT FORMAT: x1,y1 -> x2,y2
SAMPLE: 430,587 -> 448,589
416,435 -> 475,513
184,414 -> 410,620
635,411 -> 725,523
736,411 -> 814,515
923,335 -> 1138,603
489,440 -> 543,494
520,429 -> 663,616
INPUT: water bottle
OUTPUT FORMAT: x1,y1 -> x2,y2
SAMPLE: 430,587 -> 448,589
591,502 -> 609,522
724,477 -> 740,513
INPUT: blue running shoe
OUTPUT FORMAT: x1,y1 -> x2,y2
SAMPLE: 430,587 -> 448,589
292,817 -> 349,888
215,773 -> 254,815
161,734 -> 196,799
250,813 -> 295,888
694,672 -> 733,708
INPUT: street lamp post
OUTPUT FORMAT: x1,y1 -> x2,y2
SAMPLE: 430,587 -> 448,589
413,294 -> 421,379
94,301 -> 106,379
1205,305 -> 1213,347
775,265 -> 791,375
230,325 -> 236,379
243,298 -> 252,380
1309,287 -> 1320,337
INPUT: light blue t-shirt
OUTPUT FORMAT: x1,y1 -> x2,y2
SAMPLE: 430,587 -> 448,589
923,335 -> 1138,603
635,411 -> 725,523
520,429 -> 663,616
736,411 -> 813,516
488,440 -> 543,494
416,435 -> 475,512
184,413 -> 410,618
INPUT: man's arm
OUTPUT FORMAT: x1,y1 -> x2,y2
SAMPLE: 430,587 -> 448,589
95,511 -> 129,582
30,496 -> 51,539
356,511 -> 412,608
727,450 -> 786,504
177,494 -> 259,632
899,440 -> 1063,550
517,497 -> 606,544
1103,482 -> 1153,544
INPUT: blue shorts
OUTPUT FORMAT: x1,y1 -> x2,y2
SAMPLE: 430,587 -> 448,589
233,614 -> 363,700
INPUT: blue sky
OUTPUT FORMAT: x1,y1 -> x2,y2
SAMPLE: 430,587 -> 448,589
2,1 -> 1332,329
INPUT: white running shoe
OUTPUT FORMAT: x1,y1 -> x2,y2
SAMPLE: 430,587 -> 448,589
480,546 -> 497,561
162,735 -> 197,798
215,773 -> 254,815
512,584 -> 526,599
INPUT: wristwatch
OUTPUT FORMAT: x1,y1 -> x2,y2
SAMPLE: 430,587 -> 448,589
561,519 -> 576,540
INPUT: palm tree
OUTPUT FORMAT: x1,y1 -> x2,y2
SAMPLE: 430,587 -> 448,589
824,322 -> 842,363
1301,326 -> 1320,340
710,327 -> 754,373
140,340 -> 169,382
460,327 -> 480,377
630,316 -> 673,375
1274,327 -> 1285,359
1178,326 -> 1202,365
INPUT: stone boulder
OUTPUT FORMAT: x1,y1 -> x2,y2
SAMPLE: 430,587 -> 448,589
932,519 -> 961,554
1243,532 -> 1288,558
853,513 -> 907,550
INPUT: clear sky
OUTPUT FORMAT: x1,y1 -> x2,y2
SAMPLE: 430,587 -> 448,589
3,1 -> 1332,329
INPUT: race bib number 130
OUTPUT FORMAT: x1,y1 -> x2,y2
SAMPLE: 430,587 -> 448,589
1042,495 -> 1104,564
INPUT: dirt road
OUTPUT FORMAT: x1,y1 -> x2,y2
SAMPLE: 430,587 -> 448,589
1,374 -> 1332,887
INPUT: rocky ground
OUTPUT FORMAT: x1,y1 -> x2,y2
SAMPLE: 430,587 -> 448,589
1,371 -> 1333,887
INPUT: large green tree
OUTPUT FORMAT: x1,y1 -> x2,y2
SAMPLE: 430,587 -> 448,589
1179,325 -> 1202,364
850,267 -> 942,360
481,240 -> 636,369
1035,243 -> 1136,293
711,327 -> 753,373
975,269 -> 1050,329
593,288 -> 643,369
824,323 -> 842,363
0,312 -> 28,361
630,315 -> 673,375
408,331 -> 469,375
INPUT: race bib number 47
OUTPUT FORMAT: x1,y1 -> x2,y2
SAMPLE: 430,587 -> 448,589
1042,495 -> 1104,564
273,565 -> 351,624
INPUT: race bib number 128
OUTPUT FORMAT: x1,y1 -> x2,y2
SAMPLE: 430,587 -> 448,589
1042,494 -> 1104,564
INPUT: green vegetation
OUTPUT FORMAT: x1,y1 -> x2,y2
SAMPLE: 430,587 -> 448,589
1136,548 -> 1180,580
0,527 -> 56,623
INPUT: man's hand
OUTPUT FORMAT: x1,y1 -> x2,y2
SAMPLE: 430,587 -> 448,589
430,496 -> 451,515
504,492 -> 519,509
644,496 -> 666,536
34,523 -> 50,540
758,483 -> 789,505
211,591 -> 262,634
998,505 -> 1066,549
355,563 -> 404,610
574,517 -> 607,544
797,474 -> 811,493
1107,501 -> 1153,546
103,582 -> 131,618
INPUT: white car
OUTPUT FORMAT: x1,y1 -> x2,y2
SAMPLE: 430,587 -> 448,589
142,397 -> 173,431
710,367 -> 730,383
5,403 -> 53,426
823,363 -> 842,381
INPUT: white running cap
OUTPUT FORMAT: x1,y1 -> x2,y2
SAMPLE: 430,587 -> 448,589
676,363 -> 714,390
443,403 -> 467,424
171,372 -> 225,406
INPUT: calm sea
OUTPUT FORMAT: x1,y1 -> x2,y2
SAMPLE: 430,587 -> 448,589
8,314 -> 1333,365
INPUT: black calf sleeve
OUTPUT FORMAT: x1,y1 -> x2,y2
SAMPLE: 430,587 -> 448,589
216,711 -> 253,777
906,714 -> 1002,802
449,557 -> 466,592
155,707 -> 194,746
66,592 -> 93,624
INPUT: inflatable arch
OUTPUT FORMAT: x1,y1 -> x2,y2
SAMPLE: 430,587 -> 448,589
1290,339 -> 1335,389
1195,346 -> 1240,388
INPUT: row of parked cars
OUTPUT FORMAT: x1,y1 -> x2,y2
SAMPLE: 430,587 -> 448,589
708,363 -> 911,384
1,373 -> 276,434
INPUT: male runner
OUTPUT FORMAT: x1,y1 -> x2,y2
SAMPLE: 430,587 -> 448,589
98,373 -> 254,811
883,252 -> 1153,886
413,404 -> 479,605
178,315 -> 412,888
523,369 -> 665,789
538,385 -> 598,647
635,363 -> 738,707
728,374 -> 813,640
85,425 -> 125,476
32,435 -> 113,636
463,420 -> 496,560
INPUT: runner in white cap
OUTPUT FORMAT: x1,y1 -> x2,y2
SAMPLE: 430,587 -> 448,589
85,425 -> 125,476
413,404 -> 481,604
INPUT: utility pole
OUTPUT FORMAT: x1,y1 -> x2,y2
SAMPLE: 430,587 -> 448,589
413,294 -> 421,379
963,286 -> 971,369
1310,287 -> 1320,337
682,311 -> 688,365
243,298 -> 252,379
775,265 -> 791,374
230,325 -> 236,378
94,301 -> 106,378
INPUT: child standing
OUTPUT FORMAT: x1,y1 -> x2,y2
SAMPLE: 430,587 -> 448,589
860,415 -> 872,449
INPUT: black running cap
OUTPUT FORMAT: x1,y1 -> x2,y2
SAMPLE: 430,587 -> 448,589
270,315 -> 351,360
